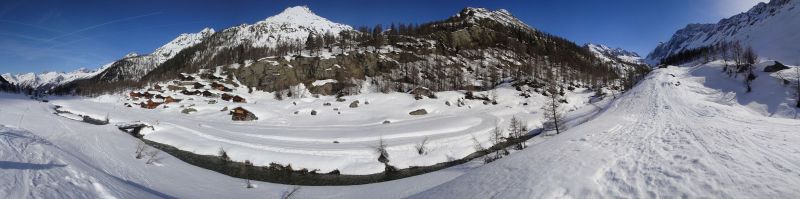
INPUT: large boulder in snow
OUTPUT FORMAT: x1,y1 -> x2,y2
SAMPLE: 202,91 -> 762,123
181,108 -> 197,114
409,109 -> 428,115
349,100 -> 359,108
764,61 -> 790,72
309,82 -> 335,95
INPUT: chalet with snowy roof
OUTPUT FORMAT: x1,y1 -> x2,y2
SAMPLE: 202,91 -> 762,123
230,107 -> 257,121
164,96 -> 179,104
210,82 -> 231,92
129,92 -> 142,98
221,93 -> 233,101
232,95 -> 246,103
180,74 -> 195,81
202,90 -> 218,97
142,92 -> 155,99
181,90 -> 201,96
140,99 -> 161,109
193,82 -> 206,89
200,72 -> 223,80
167,85 -> 186,91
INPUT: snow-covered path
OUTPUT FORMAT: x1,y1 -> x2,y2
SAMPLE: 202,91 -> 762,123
414,66 -> 800,198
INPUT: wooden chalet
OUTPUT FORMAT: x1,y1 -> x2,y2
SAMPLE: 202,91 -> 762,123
164,96 -> 179,104
142,92 -> 155,99
181,90 -> 201,96
180,74 -> 195,81
193,82 -> 206,89
202,90 -> 217,97
221,93 -> 233,101
210,82 -> 231,92
230,107 -> 257,121
167,85 -> 186,91
232,95 -> 247,103
140,99 -> 162,109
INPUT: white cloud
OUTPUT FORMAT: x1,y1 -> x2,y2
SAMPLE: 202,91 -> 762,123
713,0 -> 768,17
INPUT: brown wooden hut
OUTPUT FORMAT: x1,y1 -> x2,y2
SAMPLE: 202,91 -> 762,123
230,107 -> 257,121
232,95 -> 247,103
140,99 -> 161,109
221,93 -> 233,101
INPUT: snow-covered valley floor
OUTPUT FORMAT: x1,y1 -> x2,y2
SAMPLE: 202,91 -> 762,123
1,63 -> 799,198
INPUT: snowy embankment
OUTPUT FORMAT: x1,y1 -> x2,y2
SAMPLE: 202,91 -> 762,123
413,64 -> 800,198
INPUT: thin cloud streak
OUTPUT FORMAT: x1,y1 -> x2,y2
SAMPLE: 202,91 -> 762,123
45,11 -> 163,42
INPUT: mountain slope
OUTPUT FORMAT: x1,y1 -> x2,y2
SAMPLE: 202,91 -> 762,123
92,28 -> 215,82
585,43 -> 647,77
647,0 -> 800,64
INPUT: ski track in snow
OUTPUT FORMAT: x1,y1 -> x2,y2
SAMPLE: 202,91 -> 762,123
413,66 -> 800,198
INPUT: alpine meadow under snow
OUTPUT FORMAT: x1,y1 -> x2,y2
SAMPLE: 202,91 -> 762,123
2,1 -> 800,198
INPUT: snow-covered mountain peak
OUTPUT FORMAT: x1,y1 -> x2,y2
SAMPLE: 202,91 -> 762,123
458,7 -> 533,31
124,52 -> 139,58
219,6 -> 352,48
647,0 -> 800,65
584,43 -> 646,75
260,6 -> 326,25
586,43 -> 641,59
151,27 -> 215,62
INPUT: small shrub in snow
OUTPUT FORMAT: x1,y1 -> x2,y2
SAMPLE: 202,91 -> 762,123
508,116 -> 528,149
135,142 -> 147,159
218,147 -> 231,163
145,150 -> 162,165
375,137 -> 390,164
490,126 -> 505,159
471,134 -> 485,153
310,110 -> 317,115
281,186 -> 302,199
241,160 -> 254,188
415,137 -> 429,155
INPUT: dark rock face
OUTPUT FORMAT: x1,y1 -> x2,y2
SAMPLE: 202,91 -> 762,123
764,61 -> 790,72
409,109 -> 428,115
181,108 -> 197,114
410,87 -> 436,100
232,53 -> 396,93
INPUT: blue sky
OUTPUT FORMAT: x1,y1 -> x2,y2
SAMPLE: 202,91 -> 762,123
0,0 -> 766,74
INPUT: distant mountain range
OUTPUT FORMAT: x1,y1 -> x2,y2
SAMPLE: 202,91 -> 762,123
647,0 -> 800,65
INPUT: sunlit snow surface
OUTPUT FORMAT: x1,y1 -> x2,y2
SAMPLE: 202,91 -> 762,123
1,61 -> 799,198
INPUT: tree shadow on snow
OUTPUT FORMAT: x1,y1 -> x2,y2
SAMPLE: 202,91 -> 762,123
0,161 -> 66,170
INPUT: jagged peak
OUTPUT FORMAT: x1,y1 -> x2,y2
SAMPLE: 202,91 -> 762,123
259,6 -> 333,25
124,52 -> 139,58
456,7 -> 533,31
